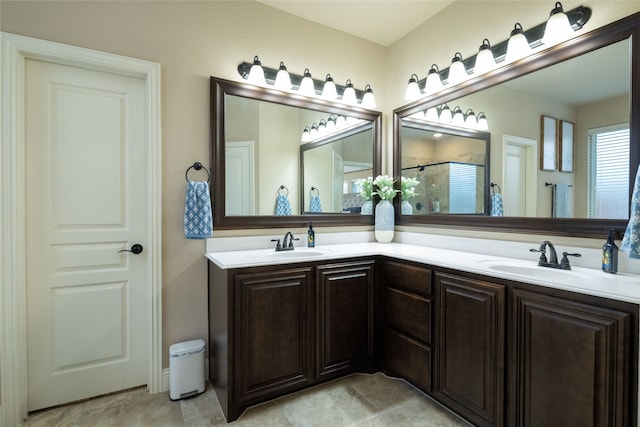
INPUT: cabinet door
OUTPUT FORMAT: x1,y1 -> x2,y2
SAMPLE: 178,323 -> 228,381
316,260 -> 375,379
434,273 -> 505,427
510,289 -> 632,427
233,267 -> 314,405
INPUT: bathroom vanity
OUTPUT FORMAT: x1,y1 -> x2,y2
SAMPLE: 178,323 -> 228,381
207,242 -> 639,426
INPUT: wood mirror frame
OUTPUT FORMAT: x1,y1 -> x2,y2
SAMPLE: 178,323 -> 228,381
393,12 -> 640,238
211,76 -> 382,229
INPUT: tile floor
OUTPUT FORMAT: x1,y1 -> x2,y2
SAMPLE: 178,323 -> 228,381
23,372 -> 473,427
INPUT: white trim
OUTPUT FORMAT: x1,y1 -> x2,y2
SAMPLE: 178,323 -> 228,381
502,134 -> 537,217
1,32 -> 162,427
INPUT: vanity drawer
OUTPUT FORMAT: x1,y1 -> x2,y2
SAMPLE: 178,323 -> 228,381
383,328 -> 431,392
383,260 -> 432,296
384,287 -> 431,344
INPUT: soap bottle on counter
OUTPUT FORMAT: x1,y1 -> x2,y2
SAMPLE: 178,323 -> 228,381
307,222 -> 315,248
602,229 -> 618,274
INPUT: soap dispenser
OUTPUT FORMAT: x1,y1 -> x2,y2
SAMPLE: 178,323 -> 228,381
307,222 -> 315,248
602,229 -> 618,274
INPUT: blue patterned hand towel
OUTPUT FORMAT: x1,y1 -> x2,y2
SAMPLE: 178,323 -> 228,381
310,195 -> 322,213
490,194 -> 503,216
184,181 -> 213,239
275,194 -> 291,216
622,165 -> 640,258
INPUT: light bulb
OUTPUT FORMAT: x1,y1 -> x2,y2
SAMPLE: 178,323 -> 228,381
361,84 -> 376,109
465,109 -> 478,128
477,112 -> 489,130
321,74 -> 338,99
425,107 -> 439,122
342,79 -> 357,105
474,39 -> 496,75
447,52 -> 468,86
542,2 -> 574,45
299,68 -> 316,97
424,64 -> 443,94
439,104 -> 452,123
404,74 -> 421,101
505,23 -> 532,63
452,106 -> 465,126
247,55 -> 266,86
274,62 -> 292,90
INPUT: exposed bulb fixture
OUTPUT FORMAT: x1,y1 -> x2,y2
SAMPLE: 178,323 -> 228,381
447,52 -> 468,86
542,2 -> 574,45
474,39 -> 496,75
361,84 -> 376,109
318,119 -> 327,135
247,55 -> 266,85
336,115 -> 347,128
505,23 -> 532,63
477,112 -> 489,130
342,79 -> 358,105
309,123 -> 318,138
404,74 -> 422,101
299,68 -> 316,96
274,62 -> 292,90
321,74 -> 338,99
424,64 -> 443,94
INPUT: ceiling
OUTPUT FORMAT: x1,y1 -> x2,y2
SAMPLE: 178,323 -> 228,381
257,0 -> 455,47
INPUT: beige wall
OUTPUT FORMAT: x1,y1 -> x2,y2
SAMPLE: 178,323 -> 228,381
0,0 -> 387,369
2,0 -> 640,373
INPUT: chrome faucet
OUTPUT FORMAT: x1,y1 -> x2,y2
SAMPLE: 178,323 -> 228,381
271,231 -> 299,252
530,240 -> 581,270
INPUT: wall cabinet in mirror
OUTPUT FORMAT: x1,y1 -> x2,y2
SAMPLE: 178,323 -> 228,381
393,12 -> 639,238
211,77 -> 382,229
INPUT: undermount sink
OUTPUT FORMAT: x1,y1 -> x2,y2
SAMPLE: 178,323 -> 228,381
477,260 -> 593,282
267,248 -> 332,258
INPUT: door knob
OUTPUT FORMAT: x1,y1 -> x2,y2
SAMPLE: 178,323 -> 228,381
119,244 -> 143,254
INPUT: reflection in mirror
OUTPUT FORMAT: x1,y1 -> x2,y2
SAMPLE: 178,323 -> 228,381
393,12 -> 639,238
212,76 -> 381,229
401,121 -> 489,215
301,122 -> 373,214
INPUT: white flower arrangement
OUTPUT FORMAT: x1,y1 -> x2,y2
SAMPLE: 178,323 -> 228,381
401,176 -> 420,201
373,175 -> 400,201
355,177 -> 374,200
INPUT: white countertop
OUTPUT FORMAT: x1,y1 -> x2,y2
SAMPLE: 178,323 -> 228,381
206,242 -> 640,304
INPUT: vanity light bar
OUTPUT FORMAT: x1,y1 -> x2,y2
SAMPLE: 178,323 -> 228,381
301,114 -> 366,144
405,3 -> 591,100
408,105 -> 489,131
237,59 -> 376,108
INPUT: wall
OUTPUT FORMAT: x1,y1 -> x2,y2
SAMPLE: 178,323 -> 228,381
0,0 -> 387,371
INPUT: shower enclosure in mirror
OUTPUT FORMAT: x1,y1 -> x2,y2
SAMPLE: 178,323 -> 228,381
211,77 -> 382,229
393,12 -> 639,238
400,120 -> 489,215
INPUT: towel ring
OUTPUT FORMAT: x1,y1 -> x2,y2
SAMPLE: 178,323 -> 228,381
185,162 -> 211,183
310,186 -> 320,196
278,185 -> 289,196
490,182 -> 501,194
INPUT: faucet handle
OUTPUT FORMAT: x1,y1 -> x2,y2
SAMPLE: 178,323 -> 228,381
560,252 -> 581,269
270,238 -> 281,250
288,237 -> 300,248
529,248 -> 547,263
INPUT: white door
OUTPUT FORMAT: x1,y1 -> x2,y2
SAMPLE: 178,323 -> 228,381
503,135 -> 537,217
25,58 -> 149,411
332,151 -> 344,211
226,141 -> 255,215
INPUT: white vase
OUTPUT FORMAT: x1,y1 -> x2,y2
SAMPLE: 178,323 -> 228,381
361,199 -> 373,215
401,200 -> 413,215
375,200 -> 395,243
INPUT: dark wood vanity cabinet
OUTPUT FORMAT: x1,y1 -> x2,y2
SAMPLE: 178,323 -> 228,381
381,259 -> 433,392
208,258 -> 375,422
232,267 -> 315,406
433,272 -> 505,427
316,260 -> 375,380
508,288 -> 634,427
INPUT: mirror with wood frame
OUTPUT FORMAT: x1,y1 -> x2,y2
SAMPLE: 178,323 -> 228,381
393,12 -> 639,238
211,76 -> 382,229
